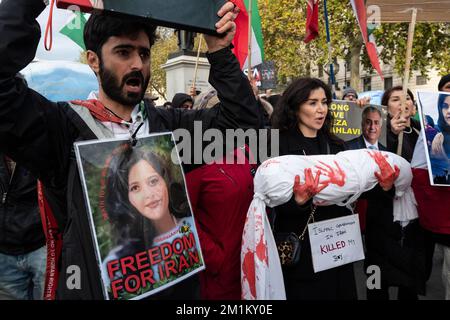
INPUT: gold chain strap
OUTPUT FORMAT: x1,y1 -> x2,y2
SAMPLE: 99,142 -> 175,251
298,205 -> 317,240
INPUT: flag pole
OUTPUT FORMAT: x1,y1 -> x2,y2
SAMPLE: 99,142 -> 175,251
247,0 -> 253,81
397,8 -> 417,156
192,36 -> 203,95
323,0 -> 336,99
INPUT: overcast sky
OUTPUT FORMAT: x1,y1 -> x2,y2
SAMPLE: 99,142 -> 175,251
36,5 -> 82,61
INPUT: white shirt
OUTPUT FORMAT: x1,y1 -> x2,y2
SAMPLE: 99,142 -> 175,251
411,134 -> 428,169
363,136 -> 379,150
88,91 -> 150,139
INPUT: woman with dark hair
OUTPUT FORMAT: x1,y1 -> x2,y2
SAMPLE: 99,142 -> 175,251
270,78 -> 357,300
105,144 -> 190,251
365,86 -> 426,300
382,86 -> 421,162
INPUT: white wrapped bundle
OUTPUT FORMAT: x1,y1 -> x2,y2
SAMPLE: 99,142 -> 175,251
241,149 -> 418,300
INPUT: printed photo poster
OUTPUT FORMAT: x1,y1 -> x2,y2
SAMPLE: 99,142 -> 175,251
330,100 -> 388,146
56,0 -> 226,35
74,133 -> 205,300
417,91 -> 450,186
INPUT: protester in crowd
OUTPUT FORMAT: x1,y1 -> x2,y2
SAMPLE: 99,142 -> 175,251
341,87 -> 372,108
346,105 -> 425,300
383,86 -> 421,162
342,87 -> 358,101
438,74 -> 450,92
172,93 -> 194,109
0,153 -> 46,300
346,106 -> 386,151
186,145 -> 256,300
411,76 -> 450,300
358,86 -> 425,300
270,78 -> 397,300
176,81 -> 258,299
0,0 -> 259,299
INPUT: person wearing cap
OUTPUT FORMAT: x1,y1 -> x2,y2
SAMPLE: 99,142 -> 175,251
342,87 -> 358,101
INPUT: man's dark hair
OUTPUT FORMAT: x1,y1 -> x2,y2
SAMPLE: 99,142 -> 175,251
361,106 -> 383,127
84,11 -> 157,58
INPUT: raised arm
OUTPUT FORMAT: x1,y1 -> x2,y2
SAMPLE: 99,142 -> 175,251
169,1 -> 260,132
0,0 -> 75,183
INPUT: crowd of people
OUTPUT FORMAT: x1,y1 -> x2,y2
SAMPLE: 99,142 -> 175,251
0,0 -> 448,301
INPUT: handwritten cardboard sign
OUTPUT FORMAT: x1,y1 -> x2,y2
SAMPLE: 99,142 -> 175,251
308,214 -> 364,273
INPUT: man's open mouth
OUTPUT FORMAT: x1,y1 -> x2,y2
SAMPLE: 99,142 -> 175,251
125,78 -> 141,88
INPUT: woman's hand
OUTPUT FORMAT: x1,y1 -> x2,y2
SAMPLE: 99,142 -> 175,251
355,97 -> 371,108
369,151 -> 400,191
390,111 -> 408,135
431,133 -> 447,159
293,168 -> 327,206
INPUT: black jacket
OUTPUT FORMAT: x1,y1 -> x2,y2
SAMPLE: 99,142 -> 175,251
345,135 -> 387,151
343,133 -> 426,294
0,155 -> 44,255
273,127 -> 357,300
386,118 -> 421,163
0,0 -> 259,299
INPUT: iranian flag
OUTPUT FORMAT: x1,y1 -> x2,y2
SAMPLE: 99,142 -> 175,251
231,0 -> 265,69
350,0 -> 383,78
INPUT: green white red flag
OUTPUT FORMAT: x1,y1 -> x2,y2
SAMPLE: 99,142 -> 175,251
59,11 -> 87,50
231,0 -> 265,69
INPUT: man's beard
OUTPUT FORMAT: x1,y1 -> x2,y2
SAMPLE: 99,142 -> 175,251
99,62 -> 150,107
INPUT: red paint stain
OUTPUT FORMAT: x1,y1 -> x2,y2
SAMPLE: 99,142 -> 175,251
256,233 -> 268,265
242,250 -> 256,299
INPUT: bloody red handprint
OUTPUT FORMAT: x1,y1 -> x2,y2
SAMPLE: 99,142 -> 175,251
315,160 -> 346,187
293,168 -> 328,205
368,151 -> 400,191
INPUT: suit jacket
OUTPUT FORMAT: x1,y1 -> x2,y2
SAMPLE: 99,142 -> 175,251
345,135 -> 386,151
